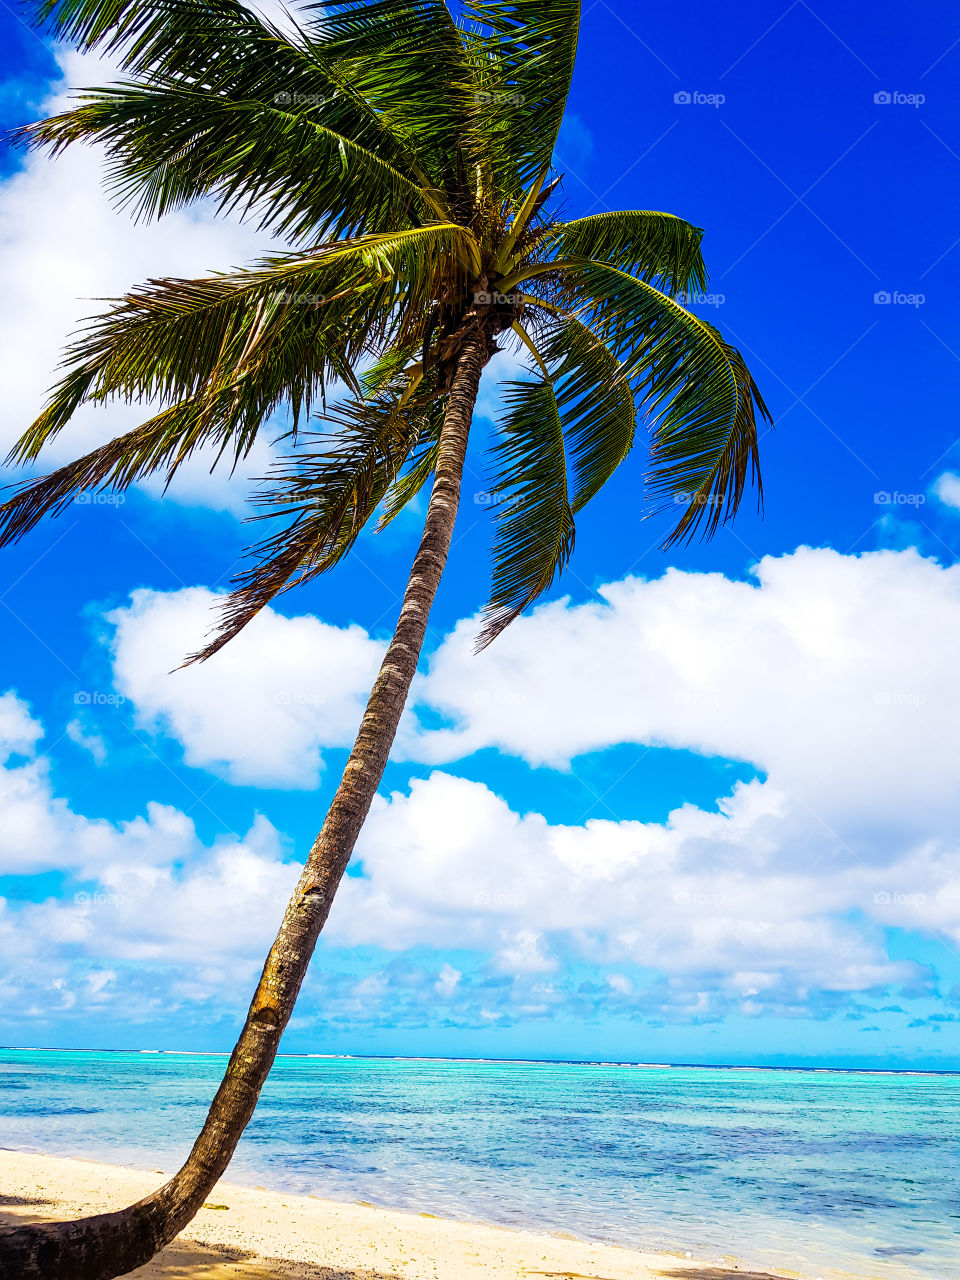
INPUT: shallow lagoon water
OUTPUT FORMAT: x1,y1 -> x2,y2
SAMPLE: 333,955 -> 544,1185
1,1050 -> 957,1279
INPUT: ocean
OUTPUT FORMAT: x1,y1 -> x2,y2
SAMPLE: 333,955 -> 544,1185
0,1049 -> 957,1279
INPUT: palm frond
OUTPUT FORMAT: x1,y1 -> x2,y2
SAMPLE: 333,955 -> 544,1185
188,371 -> 445,662
534,313 -> 636,511
542,211 -> 706,296
376,403 -> 444,528
462,0 -> 580,197
11,225 -> 474,465
649,326 -> 770,545
308,1 -> 474,193
543,260 -> 769,546
0,406 -> 238,546
478,374 -> 575,648
24,0 -> 454,223
20,86 -> 441,242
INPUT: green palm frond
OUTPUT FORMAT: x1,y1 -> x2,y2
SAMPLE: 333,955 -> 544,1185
188,375 -> 445,662
0,405 -> 247,546
20,86 -> 441,241
541,211 -> 707,295
515,259 -> 770,547
6,0 -> 771,662
648,326 -> 770,545
462,0 -> 580,197
376,410 -> 444,529
24,0 -> 454,228
31,0 -> 271,69
478,374 -> 575,648
310,1 -> 474,190
10,225 -> 475,467
534,313 -> 637,511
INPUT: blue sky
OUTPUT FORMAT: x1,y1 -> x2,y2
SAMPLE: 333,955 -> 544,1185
1,1 -> 959,1069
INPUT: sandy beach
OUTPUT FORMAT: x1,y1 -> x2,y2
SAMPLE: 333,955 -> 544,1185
0,1148 -> 836,1280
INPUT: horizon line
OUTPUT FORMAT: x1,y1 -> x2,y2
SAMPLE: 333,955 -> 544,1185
2,1046 -> 958,1076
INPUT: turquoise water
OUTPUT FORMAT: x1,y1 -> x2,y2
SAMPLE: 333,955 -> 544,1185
0,1050 -> 957,1279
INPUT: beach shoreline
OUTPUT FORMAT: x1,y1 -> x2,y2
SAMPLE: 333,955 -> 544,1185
0,1147 -> 849,1280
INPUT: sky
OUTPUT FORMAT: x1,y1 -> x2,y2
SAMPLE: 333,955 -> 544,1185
1,0 -> 959,1070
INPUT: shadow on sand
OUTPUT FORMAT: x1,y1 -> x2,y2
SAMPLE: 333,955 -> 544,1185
657,1269 -> 790,1280
0,1205 -> 404,1280
526,1269 -> 790,1280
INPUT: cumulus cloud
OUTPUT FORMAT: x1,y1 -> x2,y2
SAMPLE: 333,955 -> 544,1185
6,545 -> 960,1031
407,547 -> 960,843
0,693 -> 198,878
0,49 -> 276,510
84,546 -> 960,1022
0,693 -> 301,1022
107,587 -> 386,787
326,770 -> 936,1018
933,471 -> 960,512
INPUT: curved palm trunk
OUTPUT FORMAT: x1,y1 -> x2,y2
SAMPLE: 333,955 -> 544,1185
0,331 -> 490,1280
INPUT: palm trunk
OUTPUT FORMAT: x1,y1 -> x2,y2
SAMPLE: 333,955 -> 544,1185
0,330 -> 490,1280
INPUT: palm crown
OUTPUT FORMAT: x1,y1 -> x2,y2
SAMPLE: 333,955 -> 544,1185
1,0 -> 770,656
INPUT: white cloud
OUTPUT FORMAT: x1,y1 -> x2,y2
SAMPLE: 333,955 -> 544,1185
107,587 -> 386,787
933,470 -> 960,512
326,769 -> 940,1013
0,692 -> 301,1019
406,547 -> 960,843
0,693 -> 204,879
0,690 -> 43,762
65,717 -> 107,763
0,50 -> 276,510
7,544 -> 960,1027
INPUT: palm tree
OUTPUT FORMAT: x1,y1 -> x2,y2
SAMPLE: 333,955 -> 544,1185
0,1 -> 770,1275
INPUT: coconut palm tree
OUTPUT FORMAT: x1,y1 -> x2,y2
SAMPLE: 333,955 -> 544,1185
0,0 -> 770,1274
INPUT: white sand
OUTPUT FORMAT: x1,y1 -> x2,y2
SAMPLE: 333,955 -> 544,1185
0,1148 -> 861,1279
